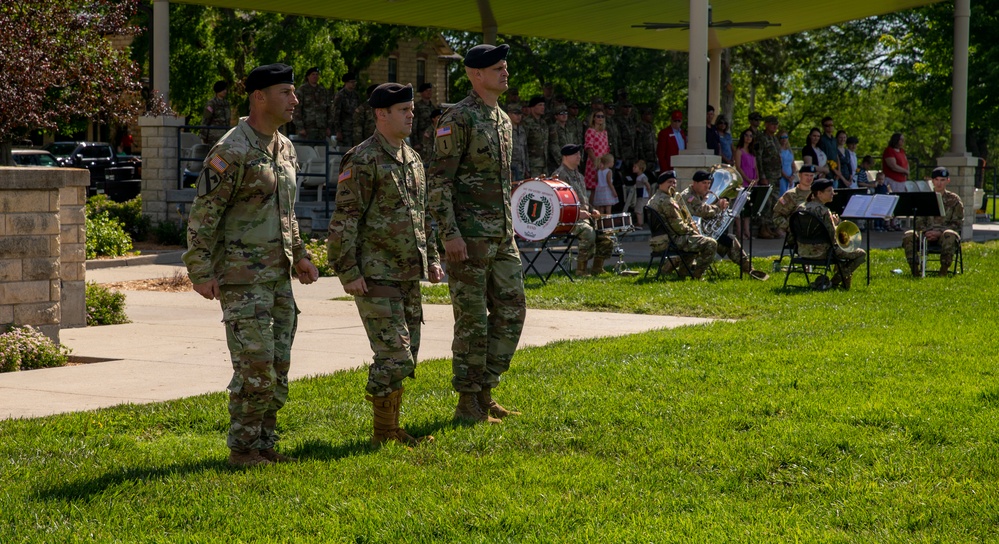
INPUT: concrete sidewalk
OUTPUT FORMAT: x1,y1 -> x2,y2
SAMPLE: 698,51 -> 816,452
0,269 -> 713,420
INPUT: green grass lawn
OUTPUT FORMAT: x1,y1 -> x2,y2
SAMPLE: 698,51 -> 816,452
3,243 -> 999,542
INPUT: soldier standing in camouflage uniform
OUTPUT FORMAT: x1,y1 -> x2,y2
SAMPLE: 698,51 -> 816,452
412,83 -> 437,161
201,81 -> 231,145
427,44 -> 526,424
604,102 -> 621,162
615,102 -> 636,167
331,73 -> 360,149
799,179 -> 866,290
679,170 -> 769,280
184,64 -> 319,467
293,68 -> 330,141
352,84 -> 379,148
551,144 -> 613,276
548,107 -> 574,174
636,108 -> 658,174
328,83 -> 444,446
508,104 -> 528,181
756,115 -> 784,238
646,171 -> 716,279
902,167 -> 963,277
523,96 -> 548,178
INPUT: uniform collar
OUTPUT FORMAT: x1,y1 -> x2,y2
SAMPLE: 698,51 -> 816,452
373,130 -> 410,164
236,118 -> 284,156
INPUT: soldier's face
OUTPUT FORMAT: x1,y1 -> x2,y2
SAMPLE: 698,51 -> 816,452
307,72 -> 319,85
818,187 -> 834,203
257,84 -> 298,124
932,176 -> 950,192
565,151 -> 580,169
421,88 -> 433,100
378,101 -> 414,139
476,61 -> 509,94
799,173 -> 814,186
693,179 -> 710,197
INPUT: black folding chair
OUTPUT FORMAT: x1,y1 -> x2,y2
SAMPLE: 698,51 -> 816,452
782,210 -> 839,290
643,207 -> 699,280
920,235 -> 964,277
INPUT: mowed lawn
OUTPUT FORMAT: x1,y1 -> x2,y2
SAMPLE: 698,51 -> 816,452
3,242 -> 999,542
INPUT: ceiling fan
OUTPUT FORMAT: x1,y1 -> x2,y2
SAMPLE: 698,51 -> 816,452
633,6 -> 780,30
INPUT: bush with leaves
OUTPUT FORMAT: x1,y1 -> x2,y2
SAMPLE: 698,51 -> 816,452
86,195 -> 151,241
305,235 -> 334,277
85,282 -> 130,326
0,325 -> 71,373
152,218 -> 188,247
85,212 -> 133,259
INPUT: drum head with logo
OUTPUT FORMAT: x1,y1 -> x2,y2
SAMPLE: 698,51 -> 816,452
512,179 -> 576,241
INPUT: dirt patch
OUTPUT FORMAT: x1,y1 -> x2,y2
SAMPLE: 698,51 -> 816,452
104,271 -> 192,293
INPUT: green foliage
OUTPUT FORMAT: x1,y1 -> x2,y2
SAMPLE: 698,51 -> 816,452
86,195 -> 151,242
85,212 -> 133,259
152,219 -> 188,247
85,282 -> 130,326
0,325 -> 70,372
305,235 -> 334,277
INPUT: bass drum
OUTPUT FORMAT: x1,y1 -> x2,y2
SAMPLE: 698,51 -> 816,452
511,178 -> 580,241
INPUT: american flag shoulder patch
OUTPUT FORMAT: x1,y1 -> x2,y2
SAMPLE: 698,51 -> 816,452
686,196 -> 695,203
338,168 -> 352,182
208,154 -> 229,174
436,125 -> 452,137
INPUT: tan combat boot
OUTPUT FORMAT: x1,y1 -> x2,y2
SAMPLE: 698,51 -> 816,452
228,449 -> 273,467
476,388 -> 521,419
939,261 -> 951,277
659,256 -> 680,276
367,388 -> 433,446
590,258 -> 606,276
454,392 -> 501,424
258,448 -> 298,463
575,258 -> 589,277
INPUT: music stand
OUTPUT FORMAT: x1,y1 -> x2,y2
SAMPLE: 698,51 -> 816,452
740,185 -> 774,278
893,192 -> 945,274
828,188 -> 870,215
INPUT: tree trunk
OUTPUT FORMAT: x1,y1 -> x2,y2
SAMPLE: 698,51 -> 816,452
0,140 -> 12,166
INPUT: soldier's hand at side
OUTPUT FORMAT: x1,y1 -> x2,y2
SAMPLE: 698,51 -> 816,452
295,258 -> 320,284
344,277 -> 368,296
578,209 -> 591,220
445,237 -> 468,263
428,264 -> 445,283
925,230 -> 941,242
193,279 -> 220,300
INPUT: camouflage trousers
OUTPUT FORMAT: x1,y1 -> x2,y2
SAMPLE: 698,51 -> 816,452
355,280 -> 422,397
716,234 -> 751,271
902,229 -> 960,266
220,278 -> 298,452
572,218 -> 614,263
447,235 -> 527,393
652,234 -> 716,276
834,247 -> 867,281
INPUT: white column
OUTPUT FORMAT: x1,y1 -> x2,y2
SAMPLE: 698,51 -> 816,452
685,0 -> 709,153
153,0 -> 170,103
709,48 -> 721,113
949,0 -> 970,156
477,0 -> 497,44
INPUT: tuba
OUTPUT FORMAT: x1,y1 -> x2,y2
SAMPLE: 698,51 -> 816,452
695,165 -> 747,239
835,220 -> 862,251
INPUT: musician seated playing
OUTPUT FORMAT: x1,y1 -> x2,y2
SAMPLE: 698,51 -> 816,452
551,143 -> 614,276
773,163 -> 816,236
901,167 -> 963,277
798,179 -> 866,290
679,170 -> 769,280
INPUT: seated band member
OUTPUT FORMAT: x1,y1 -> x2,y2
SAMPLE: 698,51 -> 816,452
902,166 -> 963,277
646,170 -> 715,280
799,179 -> 866,290
773,163 -> 816,236
551,143 -> 613,276
678,170 -> 769,280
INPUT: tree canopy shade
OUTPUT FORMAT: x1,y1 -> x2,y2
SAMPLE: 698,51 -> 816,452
172,0 -> 942,51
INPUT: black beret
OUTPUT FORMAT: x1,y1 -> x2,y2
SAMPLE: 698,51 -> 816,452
931,166 -> 950,178
246,63 -> 294,93
692,170 -> 711,182
764,115 -> 779,124
657,170 -> 677,184
528,96 -> 545,107
748,111 -> 763,121
811,179 -> 834,193
368,83 -> 414,109
799,164 -> 818,174
418,82 -> 433,92
342,72 -> 357,83
305,67 -> 319,77
365,84 -> 379,97
464,44 -> 510,69
561,144 -> 583,156
430,108 -> 443,118
213,80 -> 228,94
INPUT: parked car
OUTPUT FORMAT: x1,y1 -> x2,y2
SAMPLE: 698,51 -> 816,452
12,149 -> 60,167
42,141 -> 141,202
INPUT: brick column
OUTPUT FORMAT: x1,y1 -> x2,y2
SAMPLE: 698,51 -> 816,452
60,181 -> 87,328
138,115 -> 185,224
0,167 -> 89,342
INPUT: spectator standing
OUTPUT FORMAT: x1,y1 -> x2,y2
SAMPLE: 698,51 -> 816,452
636,108 -> 659,172
508,104 -> 528,181
548,107 -> 573,173
705,105 -> 720,155
293,67 -> 330,141
779,131 -> 795,196
716,115 -> 733,164
633,160 -> 652,228
832,130 -> 853,188
584,111 -> 611,198
524,96 -> 548,177
656,109 -> 686,172
201,80 -> 231,145
733,128 -> 757,241
818,117 -> 839,170
882,132 -> 910,193
802,128 -> 827,172
756,115 -> 783,239
592,153 -> 618,215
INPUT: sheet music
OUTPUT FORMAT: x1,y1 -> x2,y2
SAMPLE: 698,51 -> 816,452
842,194 -> 899,218
841,195 -> 872,218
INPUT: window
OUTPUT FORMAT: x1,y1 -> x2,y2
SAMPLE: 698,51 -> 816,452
416,59 -> 426,89
388,57 -> 398,83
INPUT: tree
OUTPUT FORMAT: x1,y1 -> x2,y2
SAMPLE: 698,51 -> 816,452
0,0 -> 148,165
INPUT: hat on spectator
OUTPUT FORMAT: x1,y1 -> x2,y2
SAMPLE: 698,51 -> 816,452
671,110 -> 683,121
464,44 -> 510,68
213,80 -> 228,94
507,104 -> 523,114
657,170 -> 678,185
811,179 -> 834,193
561,144 -> 583,156
368,83 -> 414,109
799,164 -> 818,174
846,136 -> 859,145
528,96 -> 545,107
692,170 -> 711,182
305,67 -> 319,77
748,111 -> 763,121
764,115 -> 779,124
341,72 -> 356,83
931,166 -> 950,178
417,82 -> 433,92
246,64 -> 294,93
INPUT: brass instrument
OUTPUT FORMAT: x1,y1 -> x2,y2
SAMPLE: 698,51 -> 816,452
835,220 -> 862,251
695,165 -> 746,239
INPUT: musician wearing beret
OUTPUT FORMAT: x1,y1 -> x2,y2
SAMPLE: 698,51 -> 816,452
799,179 -> 866,290
901,167 -> 963,276
551,143 -> 614,276
329,83 -> 444,446
427,43 -> 526,425
646,171 -> 715,279
773,163 -> 817,234
679,170 -> 769,280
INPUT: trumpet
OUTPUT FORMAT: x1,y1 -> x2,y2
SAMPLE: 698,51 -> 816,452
835,220 -> 862,251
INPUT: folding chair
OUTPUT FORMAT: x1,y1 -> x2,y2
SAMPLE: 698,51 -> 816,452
643,207 -> 699,280
920,235 -> 964,277
782,210 -> 839,290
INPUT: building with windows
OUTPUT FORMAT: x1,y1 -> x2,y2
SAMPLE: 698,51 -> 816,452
359,35 -> 460,103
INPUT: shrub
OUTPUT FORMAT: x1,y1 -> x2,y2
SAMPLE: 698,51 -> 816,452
152,218 -> 188,247
305,235 -> 334,277
85,212 -> 133,259
86,282 -> 130,326
86,195 -> 151,241
0,325 -> 71,372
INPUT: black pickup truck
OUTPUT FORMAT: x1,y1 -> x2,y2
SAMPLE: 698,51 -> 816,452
43,141 -> 141,202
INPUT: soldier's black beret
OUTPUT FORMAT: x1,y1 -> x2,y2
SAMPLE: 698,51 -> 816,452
305,67 -> 319,77
528,96 -> 545,107
799,164 -> 818,174
368,83 -> 414,109
764,115 -> 779,124
811,179 -> 834,193
561,144 -> 583,156
430,108 -> 443,118
418,82 -> 433,92
748,111 -> 763,121
342,72 -> 357,83
213,80 -> 228,94
464,44 -> 510,69
931,166 -> 950,178
245,64 -> 294,93
366,84 -> 379,97
658,170 -> 677,184
693,170 -> 711,182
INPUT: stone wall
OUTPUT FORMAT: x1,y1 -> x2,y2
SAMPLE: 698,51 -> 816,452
138,115 -> 185,224
0,167 -> 89,342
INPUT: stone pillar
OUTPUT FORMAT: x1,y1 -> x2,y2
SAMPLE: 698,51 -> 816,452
936,155 -> 978,240
138,115 -> 185,224
59,181 -> 87,328
684,0 -> 709,154
709,48 -> 721,114
0,167 -> 89,342
153,0 -> 170,103
950,0 -> 970,156
672,154 -> 721,194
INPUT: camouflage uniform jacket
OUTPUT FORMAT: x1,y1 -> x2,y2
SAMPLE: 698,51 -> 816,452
511,123 -> 528,179
678,187 -> 720,220
605,117 -> 621,158
797,200 -> 835,259
201,96 -> 231,142
647,188 -> 698,244
427,90 -> 514,240
614,116 -> 636,163
773,186 -> 810,231
567,118 -> 585,148
184,118 -> 307,286
523,114 -> 549,176
328,131 -> 439,285
757,132 -> 783,184
552,164 -> 592,212
412,99 -> 437,152
330,87 -> 361,142
548,122 -> 574,171
293,83 -> 329,135
352,103 -> 376,147
915,190 -> 963,232
636,121 -> 658,166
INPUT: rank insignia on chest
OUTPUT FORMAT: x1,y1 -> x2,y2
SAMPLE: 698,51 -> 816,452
338,168 -> 352,182
208,154 -> 230,174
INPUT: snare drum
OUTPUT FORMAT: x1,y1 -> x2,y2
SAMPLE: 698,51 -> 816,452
597,212 -> 633,233
511,178 -> 580,241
